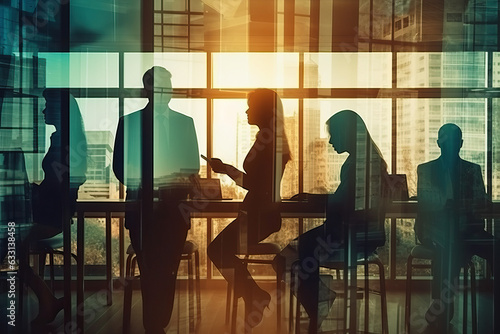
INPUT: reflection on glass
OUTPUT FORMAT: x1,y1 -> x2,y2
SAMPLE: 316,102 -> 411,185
397,98 -> 486,196
0,97 -> 42,153
359,0 -> 395,41
212,53 -> 299,88
39,52 -> 119,88
397,52 -> 486,88
123,53 -> 207,88
304,53 -> 392,88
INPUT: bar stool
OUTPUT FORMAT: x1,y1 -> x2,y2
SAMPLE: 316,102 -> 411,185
182,240 -> 202,332
122,240 -> 202,332
225,242 -> 283,334
404,244 -> 477,334
289,253 -> 388,334
17,233 -> 78,327
29,233 -> 78,292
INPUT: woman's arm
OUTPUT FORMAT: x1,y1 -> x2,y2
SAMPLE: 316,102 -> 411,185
208,158 -> 245,187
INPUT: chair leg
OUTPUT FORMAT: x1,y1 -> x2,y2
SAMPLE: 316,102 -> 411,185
375,259 -> 389,334
37,251 -> 46,278
405,255 -> 414,334
123,254 -> 134,332
289,262 -> 302,334
294,264 -> 301,334
343,264 -> 349,334
226,282 -> 232,324
231,284 -> 238,334
18,249 -> 27,328
176,270 -> 181,334
194,250 -> 201,325
276,263 -> 282,333
364,261 -> 369,333
463,263 -> 469,334
187,254 -> 195,332
470,262 -> 477,334
289,265 -> 295,333
49,251 -> 55,293
295,281 -> 301,334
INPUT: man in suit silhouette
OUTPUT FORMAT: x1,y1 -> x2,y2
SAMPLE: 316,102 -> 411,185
416,123 -> 497,329
113,66 -> 199,334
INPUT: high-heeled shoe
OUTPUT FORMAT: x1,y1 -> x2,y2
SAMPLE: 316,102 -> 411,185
31,297 -> 64,326
317,278 -> 336,329
245,288 -> 271,329
317,292 -> 336,329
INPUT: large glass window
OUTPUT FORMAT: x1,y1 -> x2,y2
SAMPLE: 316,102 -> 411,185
124,52 -> 207,88
397,52 -> 487,88
39,52 -> 119,88
304,53 -> 392,88
212,53 -> 300,88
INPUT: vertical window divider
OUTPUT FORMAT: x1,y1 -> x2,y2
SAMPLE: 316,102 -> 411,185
118,51 -> 125,279
298,52 -> 304,236
390,0 -> 398,281
485,51 -> 493,279
206,51 -> 213,280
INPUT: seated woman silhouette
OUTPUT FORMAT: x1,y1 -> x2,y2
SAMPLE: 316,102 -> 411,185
207,88 -> 291,328
21,89 -> 87,326
277,110 -> 388,332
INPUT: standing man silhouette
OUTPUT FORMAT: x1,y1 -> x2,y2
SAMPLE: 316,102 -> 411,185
113,66 -> 200,334
416,123 -> 497,330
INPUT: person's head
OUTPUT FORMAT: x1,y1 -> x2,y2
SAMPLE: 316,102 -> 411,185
327,110 -> 389,204
142,66 -> 173,105
41,89 -> 88,177
326,110 -> 366,154
246,88 -> 284,128
42,89 -> 63,126
437,123 -> 463,158
42,89 -> 82,130
247,88 -> 291,166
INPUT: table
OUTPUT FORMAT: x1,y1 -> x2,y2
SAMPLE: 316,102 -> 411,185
72,199 -> 499,333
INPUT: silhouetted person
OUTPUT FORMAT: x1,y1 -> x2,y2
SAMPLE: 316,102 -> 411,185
206,89 -> 291,329
21,89 -> 87,326
416,123 -> 498,329
113,66 -> 199,334
276,110 -> 388,333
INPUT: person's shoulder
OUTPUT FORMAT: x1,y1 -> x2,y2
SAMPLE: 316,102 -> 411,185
459,158 -> 481,172
169,110 -> 195,123
417,159 -> 438,172
169,109 -> 192,118
119,109 -> 143,123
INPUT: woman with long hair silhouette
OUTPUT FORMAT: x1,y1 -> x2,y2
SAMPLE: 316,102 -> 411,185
278,110 -> 388,333
22,89 -> 87,326
207,88 -> 291,328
